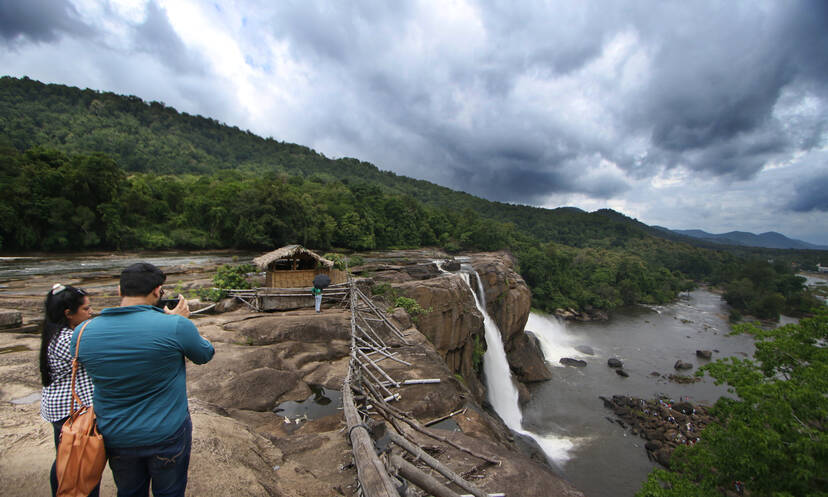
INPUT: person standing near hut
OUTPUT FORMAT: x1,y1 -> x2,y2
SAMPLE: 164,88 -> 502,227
311,273 -> 330,313
311,285 -> 323,313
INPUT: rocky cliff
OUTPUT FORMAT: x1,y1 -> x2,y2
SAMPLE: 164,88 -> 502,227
470,252 -> 552,386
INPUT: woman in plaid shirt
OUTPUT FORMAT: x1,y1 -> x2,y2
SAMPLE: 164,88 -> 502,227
39,283 -> 98,497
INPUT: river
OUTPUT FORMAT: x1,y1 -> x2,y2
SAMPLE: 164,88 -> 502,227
0,252 -> 255,284
518,290 -> 759,497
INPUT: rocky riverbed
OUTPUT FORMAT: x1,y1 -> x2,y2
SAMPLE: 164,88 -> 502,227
0,250 -> 582,496
600,395 -> 714,468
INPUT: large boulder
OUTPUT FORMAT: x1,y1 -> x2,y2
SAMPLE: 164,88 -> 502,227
508,332 -> 553,382
607,358 -> 623,368
470,254 -> 532,346
674,360 -> 693,370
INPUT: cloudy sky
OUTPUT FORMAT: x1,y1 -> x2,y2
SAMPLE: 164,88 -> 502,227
2,0 -> 827,244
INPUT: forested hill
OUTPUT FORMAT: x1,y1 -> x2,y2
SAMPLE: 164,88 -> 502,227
0,75 -> 658,245
1,76 -> 824,319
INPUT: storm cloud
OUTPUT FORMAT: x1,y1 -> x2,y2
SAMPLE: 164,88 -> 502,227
0,0 -> 90,43
0,0 -> 826,243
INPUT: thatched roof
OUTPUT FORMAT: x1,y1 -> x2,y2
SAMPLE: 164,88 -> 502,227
253,244 -> 334,270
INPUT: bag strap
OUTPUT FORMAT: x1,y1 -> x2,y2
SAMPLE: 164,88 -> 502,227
69,319 -> 93,414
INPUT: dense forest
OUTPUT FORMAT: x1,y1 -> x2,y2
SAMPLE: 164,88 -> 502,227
1,76 -> 824,320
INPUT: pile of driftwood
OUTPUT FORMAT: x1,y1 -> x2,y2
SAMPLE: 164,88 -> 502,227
343,281 -> 503,497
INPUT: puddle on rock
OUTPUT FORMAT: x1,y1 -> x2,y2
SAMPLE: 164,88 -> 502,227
11,392 -> 41,404
273,385 -> 342,425
0,345 -> 30,354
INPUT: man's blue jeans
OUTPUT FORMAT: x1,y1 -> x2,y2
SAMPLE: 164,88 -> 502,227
106,415 -> 192,497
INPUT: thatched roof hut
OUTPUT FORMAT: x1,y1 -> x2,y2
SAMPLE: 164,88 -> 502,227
253,245 -> 345,288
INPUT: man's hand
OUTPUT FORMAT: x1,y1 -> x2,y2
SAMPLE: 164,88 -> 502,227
164,294 -> 191,317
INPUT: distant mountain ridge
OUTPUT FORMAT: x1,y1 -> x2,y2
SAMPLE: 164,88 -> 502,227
660,228 -> 828,250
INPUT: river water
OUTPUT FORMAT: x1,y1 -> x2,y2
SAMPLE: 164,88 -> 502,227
0,251 -> 255,286
519,290 -> 758,497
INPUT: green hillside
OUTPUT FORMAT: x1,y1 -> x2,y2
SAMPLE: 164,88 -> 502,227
0,76 -> 823,319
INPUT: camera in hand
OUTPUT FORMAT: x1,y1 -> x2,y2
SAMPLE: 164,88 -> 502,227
157,298 -> 181,310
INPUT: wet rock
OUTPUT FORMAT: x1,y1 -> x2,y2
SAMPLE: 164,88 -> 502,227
600,394 -> 713,468
668,374 -> 701,384
508,331 -> 552,382
442,260 -> 461,271
574,345 -> 594,355
607,358 -> 623,368
650,371 -> 661,377
0,310 -> 22,330
516,381 -> 532,406
674,360 -> 693,370
555,308 -> 577,319
615,369 -> 629,377
696,350 -> 712,360
560,357 -> 587,367
645,440 -> 662,451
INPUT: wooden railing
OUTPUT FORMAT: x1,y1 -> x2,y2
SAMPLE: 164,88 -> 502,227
342,277 -> 501,497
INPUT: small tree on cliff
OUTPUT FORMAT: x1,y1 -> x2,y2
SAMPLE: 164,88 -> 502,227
637,310 -> 828,497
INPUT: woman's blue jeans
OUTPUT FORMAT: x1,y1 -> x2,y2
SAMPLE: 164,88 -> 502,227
106,415 -> 192,497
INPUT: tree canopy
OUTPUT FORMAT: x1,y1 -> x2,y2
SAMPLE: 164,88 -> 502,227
637,312 -> 828,497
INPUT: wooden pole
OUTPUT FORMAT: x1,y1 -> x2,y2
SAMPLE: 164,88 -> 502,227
389,453 -> 462,497
355,288 -> 409,343
386,429 -> 488,497
344,278 -> 401,497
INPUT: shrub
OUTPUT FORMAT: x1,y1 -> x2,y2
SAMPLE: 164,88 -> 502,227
199,263 -> 255,301
393,296 -> 431,323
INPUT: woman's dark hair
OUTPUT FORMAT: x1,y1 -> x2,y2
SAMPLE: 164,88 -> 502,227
39,284 -> 88,387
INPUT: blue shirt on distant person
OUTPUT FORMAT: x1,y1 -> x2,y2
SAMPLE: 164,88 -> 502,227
71,304 -> 214,448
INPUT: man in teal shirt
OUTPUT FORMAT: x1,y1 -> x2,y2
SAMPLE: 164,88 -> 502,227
73,262 -> 214,497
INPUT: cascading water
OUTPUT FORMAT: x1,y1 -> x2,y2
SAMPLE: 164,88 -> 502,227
455,266 -> 577,466
461,272 -> 523,425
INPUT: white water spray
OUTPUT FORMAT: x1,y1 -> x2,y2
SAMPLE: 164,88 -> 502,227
457,268 -> 578,465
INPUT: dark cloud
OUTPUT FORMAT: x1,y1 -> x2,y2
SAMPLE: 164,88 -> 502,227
633,1 -> 828,179
789,173 -> 828,212
0,0 -> 90,43
132,2 -> 205,74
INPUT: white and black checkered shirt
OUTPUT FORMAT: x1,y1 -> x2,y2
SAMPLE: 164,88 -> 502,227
40,327 -> 94,422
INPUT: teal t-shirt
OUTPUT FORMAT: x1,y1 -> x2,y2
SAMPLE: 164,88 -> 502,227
71,305 -> 214,447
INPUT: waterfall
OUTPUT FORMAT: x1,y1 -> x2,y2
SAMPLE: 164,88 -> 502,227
456,267 -> 577,466
461,272 -> 523,426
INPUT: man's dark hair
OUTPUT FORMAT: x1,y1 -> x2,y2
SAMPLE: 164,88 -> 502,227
120,263 -> 166,297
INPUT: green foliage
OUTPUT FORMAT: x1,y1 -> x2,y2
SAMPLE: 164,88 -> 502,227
393,296 -> 430,323
323,253 -> 347,270
723,259 -> 821,320
472,335 -> 486,374
199,263 -> 256,301
637,312 -> 828,497
371,282 -> 395,299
